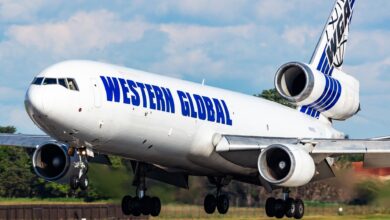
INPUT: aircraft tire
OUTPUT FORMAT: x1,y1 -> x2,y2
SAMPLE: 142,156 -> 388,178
285,198 -> 296,218
121,195 -> 132,215
69,175 -> 79,190
132,197 -> 141,216
150,197 -> 161,217
79,175 -> 89,190
265,197 -> 276,217
217,194 -> 229,214
293,199 -> 304,219
140,196 -> 151,215
274,199 -> 286,219
204,194 -> 217,214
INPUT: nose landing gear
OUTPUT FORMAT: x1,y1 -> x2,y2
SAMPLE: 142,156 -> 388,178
69,147 -> 89,191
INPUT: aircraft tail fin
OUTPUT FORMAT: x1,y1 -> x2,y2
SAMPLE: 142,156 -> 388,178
310,0 -> 356,74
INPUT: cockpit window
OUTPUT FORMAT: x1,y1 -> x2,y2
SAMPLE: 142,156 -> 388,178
58,78 -> 68,88
33,77 -> 79,91
32,77 -> 44,85
67,78 -> 79,91
43,78 -> 57,85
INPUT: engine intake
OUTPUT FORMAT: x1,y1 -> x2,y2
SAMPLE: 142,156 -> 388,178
275,62 -> 314,103
33,142 -> 78,183
274,62 -> 360,120
258,144 -> 315,187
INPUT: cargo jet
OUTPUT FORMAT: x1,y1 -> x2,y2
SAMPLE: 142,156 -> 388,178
1,0 -> 389,219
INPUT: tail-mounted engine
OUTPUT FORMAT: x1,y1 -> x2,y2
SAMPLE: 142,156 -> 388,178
275,62 -> 359,120
257,144 -> 315,187
32,142 -> 84,184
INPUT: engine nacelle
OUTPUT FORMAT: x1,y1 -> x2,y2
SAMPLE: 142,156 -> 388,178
32,142 -> 79,184
275,62 -> 360,120
257,144 -> 315,187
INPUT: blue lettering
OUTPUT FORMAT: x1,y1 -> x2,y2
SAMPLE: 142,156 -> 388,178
119,78 -> 131,104
136,82 -> 148,108
221,100 -> 233,126
203,96 -> 215,122
162,87 -> 175,113
127,80 -> 140,106
213,98 -> 225,124
177,90 -> 190,117
100,76 -> 120,102
152,85 -> 165,111
145,84 -> 156,110
194,94 -> 206,120
186,93 -> 197,118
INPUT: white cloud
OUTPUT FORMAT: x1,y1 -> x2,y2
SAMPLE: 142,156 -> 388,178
0,0 -> 47,21
5,10 -> 152,56
0,86 -> 24,101
152,49 -> 225,77
282,25 -> 318,47
347,30 -> 390,62
130,0 -> 249,21
159,24 -> 255,54
344,57 -> 390,94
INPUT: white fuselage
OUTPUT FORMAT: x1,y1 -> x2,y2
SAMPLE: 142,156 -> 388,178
25,60 -> 344,176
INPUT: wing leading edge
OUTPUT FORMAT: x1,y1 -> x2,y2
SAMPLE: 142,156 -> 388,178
214,134 -> 390,169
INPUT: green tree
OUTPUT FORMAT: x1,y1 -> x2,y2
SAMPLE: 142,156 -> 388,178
255,88 -> 296,108
0,126 -> 16,134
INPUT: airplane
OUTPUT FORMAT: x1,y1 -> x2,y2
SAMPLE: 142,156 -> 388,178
1,0 -> 389,219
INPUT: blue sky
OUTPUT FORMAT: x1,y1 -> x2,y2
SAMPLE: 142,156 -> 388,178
0,0 -> 389,138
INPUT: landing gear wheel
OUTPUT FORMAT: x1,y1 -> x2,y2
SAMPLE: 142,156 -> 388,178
150,197 -> 161,217
294,199 -> 304,219
132,197 -> 141,216
69,175 -> 79,190
121,195 -> 132,215
217,194 -> 229,214
274,199 -> 286,219
79,175 -> 89,190
285,198 -> 296,218
140,196 -> 151,215
265,197 -> 276,217
204,194 -> 217,214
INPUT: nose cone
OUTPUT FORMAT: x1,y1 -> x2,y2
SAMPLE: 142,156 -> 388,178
25,86 -> 46,119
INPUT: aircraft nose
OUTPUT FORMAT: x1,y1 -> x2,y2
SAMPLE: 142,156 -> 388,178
25,86 -> 46,117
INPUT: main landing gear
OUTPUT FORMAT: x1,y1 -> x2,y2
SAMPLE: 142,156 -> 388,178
68,147 -> 89,191
121,162 -> 162,217
204,177 -> 230,215
265,189 -> 304,219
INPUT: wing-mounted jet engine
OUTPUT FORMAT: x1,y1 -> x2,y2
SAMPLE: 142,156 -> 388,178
32,142 -> 89,190
275,62 -> 360,120
257,144 -> 315,187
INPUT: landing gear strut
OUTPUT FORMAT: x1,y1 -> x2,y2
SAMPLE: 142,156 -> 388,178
265,188 -> 304,219
69,147 -> 89,191
121,162 -> 162,217
203,177 -> 230,215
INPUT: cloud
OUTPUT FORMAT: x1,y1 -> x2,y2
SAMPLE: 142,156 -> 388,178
0,0 -> 47,21
5,10 -> 152,56
151,49 -> 225,78
282,25 -> 318,47
347,30 -> 390,63
0,86 -> 24,101
344,57 -> 390,94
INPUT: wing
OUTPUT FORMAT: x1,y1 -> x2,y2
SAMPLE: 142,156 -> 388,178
0,133 -> 53,148
215,134 -> 390,169
0,133 -> 112,165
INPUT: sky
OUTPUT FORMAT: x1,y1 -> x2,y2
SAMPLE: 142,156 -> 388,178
0,0 -> 389,138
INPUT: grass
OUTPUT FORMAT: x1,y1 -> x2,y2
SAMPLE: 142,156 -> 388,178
1,199 -> 390,219
155,204 -> 390,220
